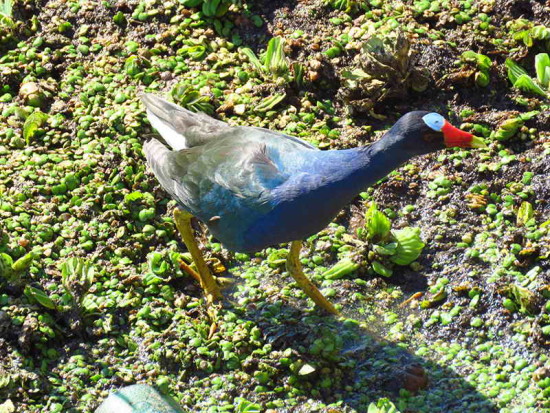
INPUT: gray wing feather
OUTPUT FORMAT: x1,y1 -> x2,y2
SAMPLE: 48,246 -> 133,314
142,93 -> 230,149
143,136 -> 281,220
142,94 -> 318,150
142,95 -> 318,221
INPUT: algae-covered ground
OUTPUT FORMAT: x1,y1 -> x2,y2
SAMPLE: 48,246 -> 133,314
0,0 -> 549,412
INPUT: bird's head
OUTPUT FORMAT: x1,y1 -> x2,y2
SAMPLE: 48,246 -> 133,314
389,111 -> 486,155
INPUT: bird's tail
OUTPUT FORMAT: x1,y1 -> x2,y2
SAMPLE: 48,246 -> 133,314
142,138 -> 179,199
141,93 -> 228,150
143,138 -> 170,173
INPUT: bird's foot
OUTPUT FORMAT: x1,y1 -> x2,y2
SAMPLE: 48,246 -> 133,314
287,240 -> 341,316
173,209 -> 223,304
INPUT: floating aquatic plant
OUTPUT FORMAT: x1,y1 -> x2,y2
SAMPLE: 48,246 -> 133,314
59,257 -> 98,316
322,257 -> 359,280
324,0 -> 368,14
24,285 -> 56,310
340,30 -> 429,114
182,0 -> 231,17
460,51 -> 492,87
241,37 -> 288,78
0,250 -> 35,285
367,398 -> 401,413
234,397 -> 261,413
335,202 -> 426,278
241,37 -> 305,88
503,284 -> 537,315
366,203 -> 424,276
171,83 -> 215,115
23,110 -> 48,144
390,227 -> 425,266
19,82 -> 49,108
508,19 -> 550,48
517,201 -> 534,227
0,0 -> 548,410
61,258 -> 94,298
365,201 -> 391,241
0,0 -> 13,35
505,54 -> 549,97
0,253 -> 16,283
490,111 -> 539,141
255,93 -> 286,112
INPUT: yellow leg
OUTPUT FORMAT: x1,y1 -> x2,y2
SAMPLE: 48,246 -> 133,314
173,209 -> 222,303
286,240 -> 340,315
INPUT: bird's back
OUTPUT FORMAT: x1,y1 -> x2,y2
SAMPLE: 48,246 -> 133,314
142,94 -> 324,251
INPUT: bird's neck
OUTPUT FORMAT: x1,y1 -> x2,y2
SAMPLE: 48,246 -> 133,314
332,133 -> 413,194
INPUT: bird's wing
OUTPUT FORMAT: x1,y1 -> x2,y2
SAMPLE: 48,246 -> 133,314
144,133 -> 300,221
248,126 -> 318,150
142,93 -> 230,150
142,94 -> 319,151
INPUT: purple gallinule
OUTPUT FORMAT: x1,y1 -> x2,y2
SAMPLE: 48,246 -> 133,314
141,94 -> 485,314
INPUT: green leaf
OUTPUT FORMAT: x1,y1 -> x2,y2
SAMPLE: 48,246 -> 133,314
0,0 -> 13,17
518,110 -> 540,121
372,260 -> 393,277
292,62 -> 305,88
81,294 -> 99,313
267,248 -> 288,267
365,203 -> 391,240
461,51 -> 491,71
241,48 -> 264,73
513,74 -> 548,97
11,252 -> 35,272
508,284 -> 536,315
476,54 -> 492,72
322,257 -> 359,280
124,191 -> 145,202
0,252 -> 14,270
341,68 -> 370,80
0,0 -> 13,28
24,285 -> 56,310
390,227 -> 425,265
505,58 -> 528,85
265,37 -> 288,77
255,93 -> 286,112
367,398 -> 401,413
171,84 -> 214,114
535,53 -> 550,87
373,243 -> 397,256
0,253 -> 16,282
492,117 -> 523,141
124,55 -> 144,77
234,398 -> 261,413
186,45 -> 207,60
0,13 -> 13,28
517,201 -> 534,226
60,258 -> 95,297
148,252 -> 168,275
202,0 -> 220,17
23,111 -> 49,144
531,25 -> 550,40
182,0 -> 201,6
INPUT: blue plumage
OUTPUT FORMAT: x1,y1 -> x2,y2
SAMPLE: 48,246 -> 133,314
142,94 -> 479,253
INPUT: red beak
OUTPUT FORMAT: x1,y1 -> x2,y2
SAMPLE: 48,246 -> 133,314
441,120 -> 474,147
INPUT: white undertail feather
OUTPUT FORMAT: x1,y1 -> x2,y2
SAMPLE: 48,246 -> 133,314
146,109 -> 188,150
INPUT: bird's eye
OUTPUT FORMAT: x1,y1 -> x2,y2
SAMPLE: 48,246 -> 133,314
422,113 -> 445,132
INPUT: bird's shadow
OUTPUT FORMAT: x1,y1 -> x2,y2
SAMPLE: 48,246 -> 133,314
200,254 -> 496,413
228,296 -> 498,412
